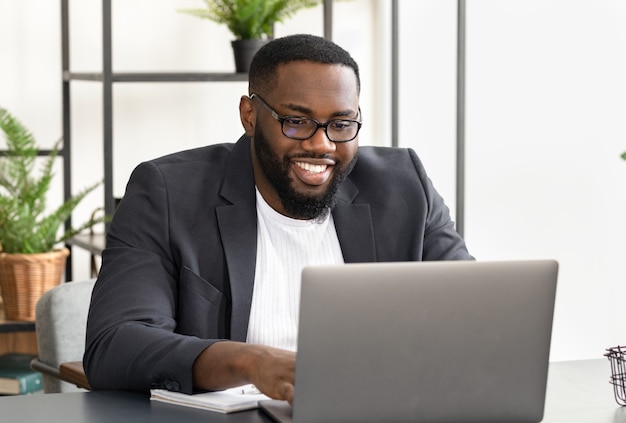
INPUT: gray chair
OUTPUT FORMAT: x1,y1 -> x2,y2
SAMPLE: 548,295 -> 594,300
31,279 -> 95,393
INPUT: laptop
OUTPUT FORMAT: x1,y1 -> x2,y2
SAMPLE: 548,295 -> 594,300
259,259 -> 559,423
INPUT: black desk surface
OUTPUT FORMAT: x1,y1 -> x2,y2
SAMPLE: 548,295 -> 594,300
2,359 -> 626,422
0,390 -> 273,423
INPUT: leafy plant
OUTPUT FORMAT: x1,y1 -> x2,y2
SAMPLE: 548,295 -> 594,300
0,107 -> 105,254
178,0 -> 321,40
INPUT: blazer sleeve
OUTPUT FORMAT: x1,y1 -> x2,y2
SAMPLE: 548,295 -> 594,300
83,161 -> 219,394
344,147 -> 473,262
408,149 -> 473,261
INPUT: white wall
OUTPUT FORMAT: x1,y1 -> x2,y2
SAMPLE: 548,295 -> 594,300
394,0 -> 626,361
2,0 -> 626,362
465,0 -> 626,361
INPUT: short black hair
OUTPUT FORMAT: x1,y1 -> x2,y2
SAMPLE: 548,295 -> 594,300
248,34 -> 360,96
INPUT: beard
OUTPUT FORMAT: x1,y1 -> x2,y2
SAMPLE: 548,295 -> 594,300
253,127 -> 357,221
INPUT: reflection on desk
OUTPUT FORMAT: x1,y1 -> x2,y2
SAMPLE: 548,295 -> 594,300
0,360 -> 625,423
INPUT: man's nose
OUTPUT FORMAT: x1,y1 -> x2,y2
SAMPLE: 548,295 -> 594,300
300,126 -> 336,155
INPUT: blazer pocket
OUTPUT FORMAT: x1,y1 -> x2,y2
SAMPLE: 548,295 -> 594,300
180,266 -> 224,306
178,267 -> 229,339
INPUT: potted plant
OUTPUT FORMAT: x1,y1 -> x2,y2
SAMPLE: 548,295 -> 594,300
0,107 -> 104,321
178,0 -> 322,72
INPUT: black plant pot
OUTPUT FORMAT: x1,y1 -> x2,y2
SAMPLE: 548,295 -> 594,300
231,39 -> 269,73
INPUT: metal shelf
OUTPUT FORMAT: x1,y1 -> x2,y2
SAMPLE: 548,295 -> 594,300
63,71 -> 249,83
0,321 -> 35,334
0,304 -> 35,333
67,233 -> 106,257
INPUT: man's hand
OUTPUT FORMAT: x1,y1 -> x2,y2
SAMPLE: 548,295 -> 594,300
246,344 -> 295,403
193,341 -> 296,404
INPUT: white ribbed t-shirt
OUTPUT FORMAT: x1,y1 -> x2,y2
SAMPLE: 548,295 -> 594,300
246,188 -> 344,351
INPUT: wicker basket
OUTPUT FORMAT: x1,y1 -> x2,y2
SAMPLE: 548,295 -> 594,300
0,248 -> 69,321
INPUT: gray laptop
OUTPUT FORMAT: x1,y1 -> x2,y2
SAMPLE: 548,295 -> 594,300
260,259 -> 559,423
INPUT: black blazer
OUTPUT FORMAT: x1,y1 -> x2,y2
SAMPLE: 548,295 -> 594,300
84,136 -> 472,393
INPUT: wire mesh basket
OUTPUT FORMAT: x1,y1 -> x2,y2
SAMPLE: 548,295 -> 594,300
605,346 -> 626,406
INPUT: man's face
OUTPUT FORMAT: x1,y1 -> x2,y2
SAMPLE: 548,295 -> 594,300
249,62 -> 360,220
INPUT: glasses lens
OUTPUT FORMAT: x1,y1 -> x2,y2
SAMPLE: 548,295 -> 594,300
281,118 -> 360,142
327,121 -> 360,142
281,118 -> 317,139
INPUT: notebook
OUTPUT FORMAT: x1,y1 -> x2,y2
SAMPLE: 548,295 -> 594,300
150,384 -> 269,413
259,259 -> 559,423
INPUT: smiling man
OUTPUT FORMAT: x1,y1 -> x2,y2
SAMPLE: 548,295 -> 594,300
84,34 -> 472,404
247,58 -> 360,222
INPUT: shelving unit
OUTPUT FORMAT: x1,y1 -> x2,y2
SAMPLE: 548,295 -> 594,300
60,0 -> 334,278
0,307 -> 37,355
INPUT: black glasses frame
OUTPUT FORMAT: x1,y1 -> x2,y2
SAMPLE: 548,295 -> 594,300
249,94 -> 362,143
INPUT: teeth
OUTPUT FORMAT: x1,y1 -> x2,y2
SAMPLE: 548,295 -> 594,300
296,162 -> 327,174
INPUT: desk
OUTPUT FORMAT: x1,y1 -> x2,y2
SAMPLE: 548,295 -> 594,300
542,359 -> 626,422
1,359 -> 624,422
0,390 -> 273,423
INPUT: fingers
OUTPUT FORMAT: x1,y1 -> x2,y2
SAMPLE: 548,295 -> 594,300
282,381 -> 295,405
248,345 -> 296,402
262,378 -> 294,404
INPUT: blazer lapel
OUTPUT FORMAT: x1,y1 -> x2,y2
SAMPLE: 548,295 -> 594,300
333,177 -> 377,263
216,136 -> 258,342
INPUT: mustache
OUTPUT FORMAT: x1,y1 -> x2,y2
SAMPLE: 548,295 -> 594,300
287,153 -> 334,160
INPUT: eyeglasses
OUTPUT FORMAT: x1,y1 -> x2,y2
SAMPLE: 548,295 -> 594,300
249,94 -> 362,143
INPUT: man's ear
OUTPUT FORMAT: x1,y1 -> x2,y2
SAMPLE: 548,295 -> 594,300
239,95 -> 256,136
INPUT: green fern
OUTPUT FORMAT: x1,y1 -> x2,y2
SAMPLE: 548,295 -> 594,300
0,107 -> 105,254
178,0 -> 321,40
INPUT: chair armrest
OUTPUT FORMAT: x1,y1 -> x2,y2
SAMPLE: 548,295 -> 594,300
30,358 -> 92,390
59,361 -> 92,390
30,357 -> 61,378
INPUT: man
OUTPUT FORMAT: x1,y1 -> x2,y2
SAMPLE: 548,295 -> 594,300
83,34 -> 472,404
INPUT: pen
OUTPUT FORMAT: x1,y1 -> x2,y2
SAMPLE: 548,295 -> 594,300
240,385 -> 262,395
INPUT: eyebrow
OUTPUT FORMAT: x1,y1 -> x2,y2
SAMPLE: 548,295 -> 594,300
280,102 -> 358,119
